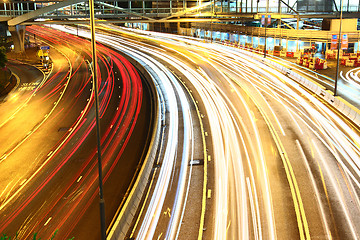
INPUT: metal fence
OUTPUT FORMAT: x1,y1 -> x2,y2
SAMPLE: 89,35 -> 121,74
192,22 -> 360,42
0,0 -> 359,19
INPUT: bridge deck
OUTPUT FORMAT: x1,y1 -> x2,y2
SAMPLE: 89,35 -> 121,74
0,0 -> 359,26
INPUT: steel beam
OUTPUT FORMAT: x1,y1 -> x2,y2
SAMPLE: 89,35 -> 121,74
8,0 -> 86,26
96,1 -> 155,20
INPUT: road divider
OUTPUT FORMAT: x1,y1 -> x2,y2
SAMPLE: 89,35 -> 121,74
107,52 -> 165,240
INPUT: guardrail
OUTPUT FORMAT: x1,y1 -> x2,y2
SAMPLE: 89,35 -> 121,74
239,47 -> 360,127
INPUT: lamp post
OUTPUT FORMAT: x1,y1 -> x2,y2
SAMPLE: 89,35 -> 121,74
264,0 -> 269,58
334,0 -> 344,96
264,18 -> 267,57
89,0 -> 106,239
210,0 -> 214,43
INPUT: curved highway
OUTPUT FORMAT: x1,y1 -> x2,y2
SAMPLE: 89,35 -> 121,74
0,25 -> 152,240
60,25 -> 360,240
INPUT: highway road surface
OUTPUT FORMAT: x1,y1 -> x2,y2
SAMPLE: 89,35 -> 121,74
2,23 -> 360,240
0,26 -> 152,239
64,25 -> 360,240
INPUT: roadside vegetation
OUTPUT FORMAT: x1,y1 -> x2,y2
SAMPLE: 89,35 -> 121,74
0,46 -> 6,68
0,46 -> 9,91
0,230 -> 75,240
0,46 -> 12,95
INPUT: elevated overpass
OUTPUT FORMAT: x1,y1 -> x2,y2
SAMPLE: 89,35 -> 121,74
1,0 -> 360,25
0,0 -> 359,52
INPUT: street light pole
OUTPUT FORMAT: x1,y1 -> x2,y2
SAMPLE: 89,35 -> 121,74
89,0 -> 106,239
264,0 -> 269,58
334,0 -> 344,96
210,0 -> 214,43
264,20 -> 267,57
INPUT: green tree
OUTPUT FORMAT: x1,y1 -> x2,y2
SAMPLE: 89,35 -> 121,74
0,46 -> 7,69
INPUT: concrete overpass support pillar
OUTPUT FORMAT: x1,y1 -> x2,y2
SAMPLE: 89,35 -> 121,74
286,39 -> 288,51
9,25 -> 26,53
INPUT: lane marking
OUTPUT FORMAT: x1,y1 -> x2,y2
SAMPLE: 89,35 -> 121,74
312,139 -> 359,239
0,41 -> 90,212
44,217 -> 52,226
19,179 -> 27,186
170,70 -> 209,240
226,220 -> 231,234
156,232 -> 163,240
247,177 -> 259,240
77,176 -> 83,183
233,76 -> 311,240
296,140 -> 332,240
207,189 -> 212,199
163,208 -> 171,218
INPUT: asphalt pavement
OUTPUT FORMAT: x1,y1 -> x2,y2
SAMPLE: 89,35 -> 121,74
0,27 -> 152,240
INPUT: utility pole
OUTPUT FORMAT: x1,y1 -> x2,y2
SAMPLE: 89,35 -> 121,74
264,0 -> 269,58
89,0 -> 106,239
264,20 -> 267,57
210,0 -> 214,43
334,0 -> 344,96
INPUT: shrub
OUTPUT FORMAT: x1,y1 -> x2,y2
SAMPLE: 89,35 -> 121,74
0,231 -> 74,240
0,46 -> 7,69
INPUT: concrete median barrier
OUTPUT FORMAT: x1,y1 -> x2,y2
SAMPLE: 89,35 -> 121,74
107,54 -> 165,240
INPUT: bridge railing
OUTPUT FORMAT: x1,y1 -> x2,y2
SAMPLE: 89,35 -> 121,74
0,0 -> 359,19
0,2 -> 185,18
192,22 -> 360,42
1,1 -> 57,16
